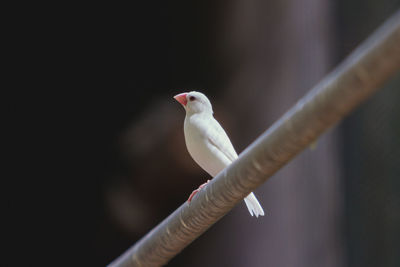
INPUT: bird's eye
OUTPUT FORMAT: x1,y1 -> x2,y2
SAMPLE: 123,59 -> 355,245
189,96 -> 196,101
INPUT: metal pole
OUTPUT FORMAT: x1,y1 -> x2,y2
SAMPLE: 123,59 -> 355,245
109,10 -> 400,267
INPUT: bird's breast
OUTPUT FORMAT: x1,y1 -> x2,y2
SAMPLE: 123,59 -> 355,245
184,118 -> 229,177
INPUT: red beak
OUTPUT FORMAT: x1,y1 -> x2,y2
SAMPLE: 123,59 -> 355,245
174,93 -> 188,106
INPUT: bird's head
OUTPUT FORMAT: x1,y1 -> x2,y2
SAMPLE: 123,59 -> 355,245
174,91 -> 213,115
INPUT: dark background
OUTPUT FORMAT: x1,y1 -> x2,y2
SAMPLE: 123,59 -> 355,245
9,1 -> 399,266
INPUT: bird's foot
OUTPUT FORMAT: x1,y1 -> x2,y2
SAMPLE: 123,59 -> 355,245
187,180 -> 210,203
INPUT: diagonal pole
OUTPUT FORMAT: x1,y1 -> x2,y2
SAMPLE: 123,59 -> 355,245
109,10 -> 400,267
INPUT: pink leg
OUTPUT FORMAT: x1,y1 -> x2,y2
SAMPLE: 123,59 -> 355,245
187,180 -> 210,203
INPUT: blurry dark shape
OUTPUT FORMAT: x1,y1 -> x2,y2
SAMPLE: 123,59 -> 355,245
119,98 -> 201,186
119,100 -> 194,175
106,177 -> 154,235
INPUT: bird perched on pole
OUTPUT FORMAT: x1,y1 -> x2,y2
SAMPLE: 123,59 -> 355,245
174,91 -> 265,218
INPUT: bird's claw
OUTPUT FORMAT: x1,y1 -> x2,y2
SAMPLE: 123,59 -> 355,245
187,180 -> 210,203
187,189 -> 200,202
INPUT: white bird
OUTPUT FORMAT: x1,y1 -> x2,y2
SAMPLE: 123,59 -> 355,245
174,91 -> 265,217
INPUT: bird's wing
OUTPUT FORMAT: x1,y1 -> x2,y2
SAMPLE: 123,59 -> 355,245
206,117 -> 238,162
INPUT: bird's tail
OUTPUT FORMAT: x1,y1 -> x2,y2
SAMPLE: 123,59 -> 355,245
244,192 -> 265,218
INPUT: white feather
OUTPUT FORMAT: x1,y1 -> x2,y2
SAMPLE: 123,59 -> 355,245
180,91 -> 265,217
244,193 -> 265,217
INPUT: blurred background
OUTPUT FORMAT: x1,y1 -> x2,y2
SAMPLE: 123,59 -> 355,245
12,0 -> 400,266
